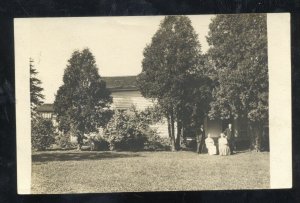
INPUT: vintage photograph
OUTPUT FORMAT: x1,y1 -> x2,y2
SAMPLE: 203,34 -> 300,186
17,14 -> 273,193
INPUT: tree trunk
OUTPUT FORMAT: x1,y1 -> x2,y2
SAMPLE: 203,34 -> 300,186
175,119 -> 182,150
77,133 -> 83,150
167,116 -> 171,140
167,115 -> 175,151
77,143 -> 82,150
169,113 -> 176,151
249,122 -> 262,152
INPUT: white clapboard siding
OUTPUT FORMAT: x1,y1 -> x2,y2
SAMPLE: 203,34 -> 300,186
150,119 -> 169,138
111,90 -> 154,110
110,90 -> 169,137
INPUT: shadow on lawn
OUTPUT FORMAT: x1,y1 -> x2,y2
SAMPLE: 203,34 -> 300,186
32,151 -> 142,163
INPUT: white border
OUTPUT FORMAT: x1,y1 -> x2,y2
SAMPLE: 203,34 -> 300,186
268,13 -> 292,189
15,19 -> 32,194
15,14 -> 292,193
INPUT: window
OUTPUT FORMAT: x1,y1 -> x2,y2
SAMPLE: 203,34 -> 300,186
42,112 -> 52,119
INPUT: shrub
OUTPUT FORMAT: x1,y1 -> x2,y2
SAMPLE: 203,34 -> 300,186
143,130 -> 171,151
88,131 -> 110,151
140,104 -> 164,124
103,106 -> 171,151
104,107 -> 149,151
54,132 -> 77,150
32,117 -> 56,151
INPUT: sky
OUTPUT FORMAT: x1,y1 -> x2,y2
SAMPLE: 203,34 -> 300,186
15,15 -> 215,103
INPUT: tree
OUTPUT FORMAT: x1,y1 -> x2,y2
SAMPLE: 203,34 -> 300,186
32,117 -> 56,151
30,58 -> 44,116
206,14 -> 268,151
30,58 -> 52,151
137,16 -> 212,151
54,48 -> 113,150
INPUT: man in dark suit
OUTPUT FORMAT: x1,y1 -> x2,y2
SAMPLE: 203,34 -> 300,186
196,124 -> 205,154
223,123 -> 236,154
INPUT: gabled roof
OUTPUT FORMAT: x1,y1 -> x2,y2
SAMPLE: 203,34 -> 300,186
102,76 -> 137,91
36,76 -> 140,112
36,103 -> 54,112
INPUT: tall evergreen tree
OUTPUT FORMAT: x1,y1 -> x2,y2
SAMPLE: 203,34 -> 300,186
137,16 -> 212,151
54,48 -> 113,150
30,58 -> 44,116
30,58 -> 55,151
206,14 -> 268,151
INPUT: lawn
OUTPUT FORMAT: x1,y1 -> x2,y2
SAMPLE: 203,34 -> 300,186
31,150 -> 269,193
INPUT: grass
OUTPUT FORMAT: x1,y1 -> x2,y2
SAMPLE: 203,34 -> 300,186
31,150 -> 269,193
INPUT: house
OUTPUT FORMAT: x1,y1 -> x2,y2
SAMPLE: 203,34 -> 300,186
36,76 -> 169,138
36,76 -> 267,149
102,76 -> 153,110
103,76 -> 267,150
102,76 -> 169,137
36,103 -> 58,128
36,103 -> 55,119
36,76 -> 148,118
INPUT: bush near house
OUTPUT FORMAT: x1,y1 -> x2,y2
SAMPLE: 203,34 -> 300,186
32,117 -> 56,151
88,126 -> 170,152
103,106 -> 171,151
49,106 -> 170,152
89,128 -> 171,152
89,136 -> 110,151
104,109 -> 148,151
54,133 -> 77,150
88,130 -> 110,151
144,132 -> 171,151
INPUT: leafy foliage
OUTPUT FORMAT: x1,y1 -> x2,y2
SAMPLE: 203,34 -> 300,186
144,133 -> 171,151
104,106 -> 149,151
88,130 -> 110,151
30,58 -> 52,151
207,14 -> 268,121
53,93 -> 170,151
30,58 -> 44,116
55,132 -> 77,149
140,104 -> 165,124
53,48 -> 113,149
206,14 -> 268,151
32,117 -> 56,151
137,16 -> 212,150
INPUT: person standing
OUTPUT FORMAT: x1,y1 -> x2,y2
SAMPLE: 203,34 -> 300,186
218,133 -> 230,156
196,124 -> 205,154
223,123 -> 236,154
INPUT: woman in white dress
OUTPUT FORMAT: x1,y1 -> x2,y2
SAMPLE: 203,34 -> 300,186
205,133 -> 217,155
218,133 -> 230,156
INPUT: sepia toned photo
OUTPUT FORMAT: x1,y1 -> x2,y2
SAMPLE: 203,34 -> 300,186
15,13 -> 292,194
